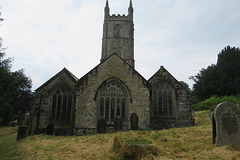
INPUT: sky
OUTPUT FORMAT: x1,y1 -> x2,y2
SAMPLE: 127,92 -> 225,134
0,0 -> 240,90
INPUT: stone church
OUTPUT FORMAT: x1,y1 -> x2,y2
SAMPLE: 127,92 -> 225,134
29,0 -> 194,136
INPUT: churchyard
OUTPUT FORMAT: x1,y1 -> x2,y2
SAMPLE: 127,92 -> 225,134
1,110 -> 240,160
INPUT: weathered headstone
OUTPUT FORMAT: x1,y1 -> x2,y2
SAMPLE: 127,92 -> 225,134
17,116 -> 28,140
114,116 -> 123,131
97,117 -> 107,134
214,102 -> 240,146
55,128 -> 65,136
66,129 -> 73,136
17,126 -> 27,140
130,113 -> 139,130
209,112 -> 216,144
46,124 -> 54,135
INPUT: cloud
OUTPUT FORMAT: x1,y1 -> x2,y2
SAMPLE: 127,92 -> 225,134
1,0 -> 240,90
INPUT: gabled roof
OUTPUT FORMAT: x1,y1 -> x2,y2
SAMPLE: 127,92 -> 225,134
77,53 -> 150,87
149,66 -> 189,92
148,66 -> 174,82
35,67 -> 78,92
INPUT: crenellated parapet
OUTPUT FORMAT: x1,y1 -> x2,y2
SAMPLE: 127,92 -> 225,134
105,14 -> 132,21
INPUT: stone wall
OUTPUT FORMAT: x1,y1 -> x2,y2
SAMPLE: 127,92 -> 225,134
101,4 -> 134,68
75,54 -> 150,135
29,68 -> 77,135
149,66 -> 194,129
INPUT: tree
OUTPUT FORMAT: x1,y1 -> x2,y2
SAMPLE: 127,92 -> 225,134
179,81 -> 191,92
216,46 -> 240,95
191,46 -> 240,101
190,64 -> 219,100
0,11 -> 33,125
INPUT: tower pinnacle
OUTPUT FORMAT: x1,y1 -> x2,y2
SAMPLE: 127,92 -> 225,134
105,0 -> 109,8
128,0 -> 133,20
129,0 -> 133,9
105,0 -> 110,18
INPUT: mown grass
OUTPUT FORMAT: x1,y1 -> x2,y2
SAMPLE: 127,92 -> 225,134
1,111 -> 240,160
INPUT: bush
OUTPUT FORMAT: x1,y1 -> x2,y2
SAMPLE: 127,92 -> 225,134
112,135 -> 159,160
192,95 -> 240,111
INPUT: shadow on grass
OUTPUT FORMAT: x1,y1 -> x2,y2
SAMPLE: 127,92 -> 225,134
0,129 -> 20,160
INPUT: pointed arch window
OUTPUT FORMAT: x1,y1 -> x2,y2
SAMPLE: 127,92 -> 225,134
51,87 -> 73,121
99,81 -> 127,122
152,82 -> 175,117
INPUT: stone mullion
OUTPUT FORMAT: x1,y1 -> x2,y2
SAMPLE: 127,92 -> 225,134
59,94 -> 64,121
51,95 -> 56,120
108,98 -> 111,121
111,97 -> 115,121
167,90 -> 169,116
65,95 -> 69,122
105,97 -> 110,121
70,96 -> 73,121
55,96 -> 58,120
114,97 -> 117,120
120,98 -> 122,119
103,96 -> 106,119
114,88 -> 116,120
109,97 -> 111,121
161,90 -> 164,115
156,90 -> 159,116
122,98 -> 126,121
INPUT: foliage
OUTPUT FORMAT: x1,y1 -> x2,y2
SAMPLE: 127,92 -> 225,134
192,95 -> 240,111
0,14 -> 33,126
190,64 -> 218,100
179,81 -> 191,92
191,46 -> 240,100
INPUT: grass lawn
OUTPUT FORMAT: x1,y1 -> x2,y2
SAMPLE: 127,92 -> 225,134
0,110 -> 240,160
0,127 -> 20,160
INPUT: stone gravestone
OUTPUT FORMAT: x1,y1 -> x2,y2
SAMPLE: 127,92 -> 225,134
17,126 -> 27,140
209,112 -> 216,144
46,124 -> 54,135
97,117 -> 107,134
54,128 -> 66,136
66,129 -> 73,136
214,102 -> 240,146
114,116 -> 123,131
130,113 -> 139,130
17,117 -> 28,140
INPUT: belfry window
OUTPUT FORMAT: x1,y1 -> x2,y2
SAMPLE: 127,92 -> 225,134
152,82 -> 175,116
51,87 -> 73,121
99,81 -> 126,121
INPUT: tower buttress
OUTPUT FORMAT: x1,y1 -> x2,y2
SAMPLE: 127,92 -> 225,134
101,0 -> 135,68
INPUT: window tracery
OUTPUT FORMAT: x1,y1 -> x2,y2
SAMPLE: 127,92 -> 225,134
152,82 -> 175,116
51,87 -> 73,121
99,81 -> 126,121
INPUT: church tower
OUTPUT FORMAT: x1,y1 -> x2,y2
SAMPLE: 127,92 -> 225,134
101,0 -> 135,68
